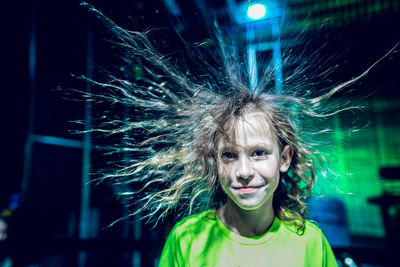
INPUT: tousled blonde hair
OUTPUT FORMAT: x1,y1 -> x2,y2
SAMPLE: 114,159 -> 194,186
78,4 -> 389,230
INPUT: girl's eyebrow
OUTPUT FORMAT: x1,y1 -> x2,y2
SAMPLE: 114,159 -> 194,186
219,143 -> 274,152
251,143 -> 273,148
218,145 -> 237,151
248,143 -> 274,151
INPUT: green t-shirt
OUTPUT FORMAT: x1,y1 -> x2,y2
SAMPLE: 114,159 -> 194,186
159,210 -> 338,267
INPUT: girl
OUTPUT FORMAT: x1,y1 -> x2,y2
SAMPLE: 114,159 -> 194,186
157,93 -> 338,267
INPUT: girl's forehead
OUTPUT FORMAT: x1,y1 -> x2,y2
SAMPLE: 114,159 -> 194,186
236,113 -> 271,136
218,112 -> 278,148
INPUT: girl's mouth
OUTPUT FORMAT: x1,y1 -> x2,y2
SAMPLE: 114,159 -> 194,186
234,186 -> 263,193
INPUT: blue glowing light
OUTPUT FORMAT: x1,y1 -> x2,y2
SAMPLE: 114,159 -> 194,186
247,3 -> 268,20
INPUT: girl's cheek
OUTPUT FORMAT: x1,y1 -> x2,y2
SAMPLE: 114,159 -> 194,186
219,174 -> 232,191
218,163 -> 232,179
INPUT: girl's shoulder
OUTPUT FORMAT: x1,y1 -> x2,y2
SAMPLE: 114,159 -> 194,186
279,218 -> 324,237
172,209 -> 218,233
304,219 -> 324,232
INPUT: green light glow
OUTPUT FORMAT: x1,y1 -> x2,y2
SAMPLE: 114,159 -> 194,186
314,98 -> 400,238
284,0 -> 396,31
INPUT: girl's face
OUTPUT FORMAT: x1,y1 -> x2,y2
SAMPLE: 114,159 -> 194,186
217,113 -> 293,212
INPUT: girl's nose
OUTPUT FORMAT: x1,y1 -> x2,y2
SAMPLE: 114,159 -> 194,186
236,156 -> 254,179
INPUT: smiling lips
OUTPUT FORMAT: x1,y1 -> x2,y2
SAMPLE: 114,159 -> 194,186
233,185 -> 264,193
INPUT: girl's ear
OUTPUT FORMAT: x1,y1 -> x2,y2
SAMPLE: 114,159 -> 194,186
280,145 -> 294,173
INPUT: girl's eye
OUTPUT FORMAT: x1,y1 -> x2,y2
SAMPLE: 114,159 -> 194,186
251,150 -> 269,158
221,152 -> 237,160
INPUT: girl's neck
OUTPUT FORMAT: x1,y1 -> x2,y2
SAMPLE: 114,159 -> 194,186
217,198 -> 275,237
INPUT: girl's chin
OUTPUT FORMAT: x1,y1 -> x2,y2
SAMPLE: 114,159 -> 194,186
229,198 -> 270,211
236,203 -> 265,211
226,194 -> 273,211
